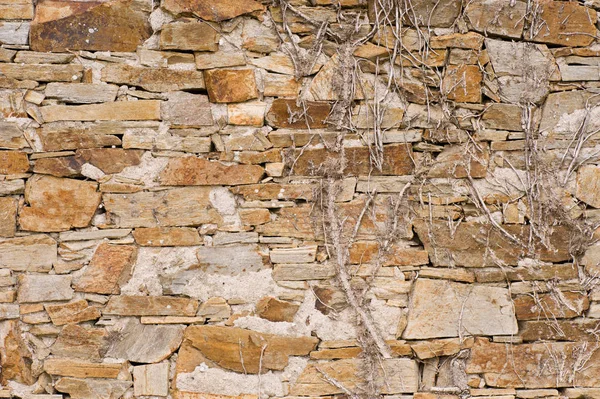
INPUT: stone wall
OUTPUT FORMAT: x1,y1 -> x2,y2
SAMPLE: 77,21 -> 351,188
2,0 -> 600,398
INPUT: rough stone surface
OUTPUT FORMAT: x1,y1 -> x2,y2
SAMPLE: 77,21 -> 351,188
204,69 -> 258,103
182,325 -> 318,373
73,243 -> 137,294
160,157 -> 264,186
30,0 -> 152,52
17,274 -> 73,303
5,1 -> 600,398
403,279 -> 517,339
19,176 -> 101,232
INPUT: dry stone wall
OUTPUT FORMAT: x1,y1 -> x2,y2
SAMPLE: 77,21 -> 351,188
3,0 -> 600,398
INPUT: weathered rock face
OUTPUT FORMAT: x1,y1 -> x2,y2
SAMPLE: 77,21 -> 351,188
403,279 -> 517,339
5,0 -> 600,398
291,358 -> 419,395
105,318 -> 185,363
467,338 -> 600,388
162,0 -> 263,21
19,176 -> 101,232
181,326 -> 318,373
30,0 -> 152,52
159,157 -> 264,185
73,243 -> 137,294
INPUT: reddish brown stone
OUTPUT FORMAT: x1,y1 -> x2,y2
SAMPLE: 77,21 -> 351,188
162,0 -> 263,21
513,292 -> 588,321
443,64 -> 482,103
414,220 -> 572,267
526,1 -> 597,47
520,319 -> 600,342
0,151 -> 29,174
50,324 -> 108,360
0,320 -> 34,385
182,325 -> 318,374
266,99 -> 332,129
19,175 -> 101,232
30,0 -> 152,52
255,296 -> 299,322
34,149 -> 143,177
45,299 -> 101,326
349,241 -> 429,266
291,144 -> 414,176
73,243 -> 137,295
204,69 -> 258,103
467,338 -> 600,388
160,157 -> 264,186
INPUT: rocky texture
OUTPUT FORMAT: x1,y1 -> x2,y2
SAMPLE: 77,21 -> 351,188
160,157 -> 263,186
403,279 -> 517,339
73,243 -> 137,294
181,326 -> 318,373
30,0 -> 152,52
19,176 -> 101,232
4,1 -> 600,398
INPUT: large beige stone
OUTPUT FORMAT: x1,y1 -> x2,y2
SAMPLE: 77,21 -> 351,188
101,64 -> 205,92
0,234 -> 56,272
17,274 -> 74,303
50,324 -> 108,360
467,338 -> 600,388
40,101 -> 161,122
182,325 -> 318,373
0,0 -> 33,19
291,358 -> 419,395
30,0 -> 151,52
45,83 -> 118,104
485,38 -> 559,103
160,157 -> 264,186
55,378 -> 132,399
160,20 -> 219,51
196,245 -> 264,275
104,187 -> 222,228
161,92 -> 214,126
73,243 -> 137,294
44,358 -> 126,379
134,362 -> 169,397
403,279 -> 517,339
0,122 -> 27,149
19,175 -> 101,232
577,165 -> 600,208
465,0 -> 526,39
0,63 -> 83,82
162,0 -> 263,21
105,318 -> 184,363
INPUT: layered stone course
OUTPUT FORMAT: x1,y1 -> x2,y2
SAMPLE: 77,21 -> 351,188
3,0 -> 600,398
